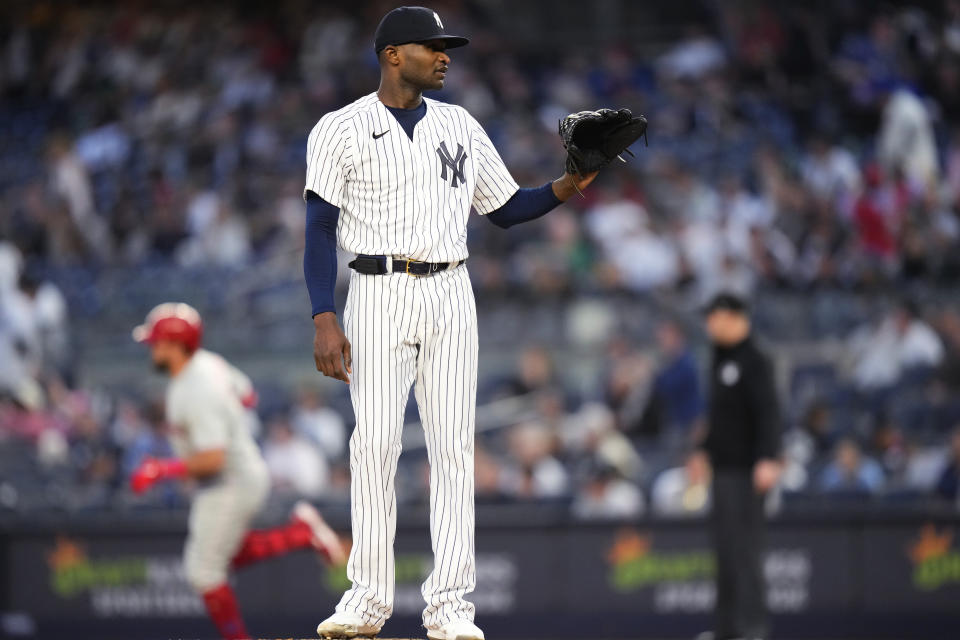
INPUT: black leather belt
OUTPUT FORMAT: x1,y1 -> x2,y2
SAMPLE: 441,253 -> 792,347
348,255 -> 465,277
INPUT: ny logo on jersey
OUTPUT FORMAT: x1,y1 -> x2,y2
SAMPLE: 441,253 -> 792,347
436,141 -> 467,188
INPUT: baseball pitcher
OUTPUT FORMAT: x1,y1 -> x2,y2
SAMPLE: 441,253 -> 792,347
299,6 -> 646,640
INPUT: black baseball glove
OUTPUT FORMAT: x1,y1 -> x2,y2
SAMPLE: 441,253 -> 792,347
559,108 -> 648,177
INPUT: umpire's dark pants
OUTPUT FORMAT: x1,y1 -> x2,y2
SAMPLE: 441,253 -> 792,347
711,468 -> 769,640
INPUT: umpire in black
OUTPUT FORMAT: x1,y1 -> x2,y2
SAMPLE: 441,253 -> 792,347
691,293 -> 782,640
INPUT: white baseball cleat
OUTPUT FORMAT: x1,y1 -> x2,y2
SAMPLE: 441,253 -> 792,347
426,619 -> 485,640
316,611 -> 380,639
293,500 -> 347,565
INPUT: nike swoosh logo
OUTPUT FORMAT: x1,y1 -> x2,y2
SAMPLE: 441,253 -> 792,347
372,130 -> 389,139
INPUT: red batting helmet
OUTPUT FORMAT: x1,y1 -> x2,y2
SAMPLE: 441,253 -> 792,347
132,302 -> 203,352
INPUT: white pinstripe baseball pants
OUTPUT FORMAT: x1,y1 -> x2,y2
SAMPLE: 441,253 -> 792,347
335,265 -> 478,630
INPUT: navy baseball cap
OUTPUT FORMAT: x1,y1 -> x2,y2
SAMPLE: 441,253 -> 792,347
702,292 -> 749,315
374,6 -> 469,53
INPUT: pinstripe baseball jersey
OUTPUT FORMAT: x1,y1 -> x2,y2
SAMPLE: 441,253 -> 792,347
166,349 -> 267,486
304,92 -> 519,262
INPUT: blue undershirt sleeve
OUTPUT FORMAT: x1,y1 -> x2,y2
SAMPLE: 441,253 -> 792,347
304,192 -> 340,317
485,181 -> 562,229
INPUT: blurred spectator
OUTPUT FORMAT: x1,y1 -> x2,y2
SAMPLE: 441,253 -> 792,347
877,87 -> 939,189
474,446 -> 512,504
605,347 -> 655,438
120,401 -> 174,477
0,281 -> 40,383
290,386 -> 346,462
562,403 -> 643,480
36,425 -> 69,470
852,164 -> 906,264
934,427 -> 960,506
945,126 -> 960,206
818,438 -> 885,494
0,237 -> 22,292
571,462 -> 644,520
870,417 -> 909,481
75,108 -> 131,172
262,416 -> 328,498
650,452 -> 711,517
65,397 -> 121,502
512,207 -> 591,296
785,402 -> 837,462
657,24 -> 727,79
901,442 -> 951,493
847,300 -> 944,391
0,300 -> 34,403
0,267 -> 70,408
110,399 -> 153,451
495,345 -> 563,399
0,380 -> 55,441
719,173 -> 774,233
5,270 -> 70,378
781,402 -> 838,491
800,134 -> 862,216
934,307 -> 960,391
532,388 -> 571,434
503,421 -> 569,500
794,208 -> 849,288
926,309 -> 960,440
565,298 -> 619,348
640,320 -> 704,447
586,185 -> 679,291
45,135 -> 109,259
178,198 -> 251,267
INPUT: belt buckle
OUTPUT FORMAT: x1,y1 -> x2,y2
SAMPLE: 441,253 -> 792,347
406,259 -> 425,277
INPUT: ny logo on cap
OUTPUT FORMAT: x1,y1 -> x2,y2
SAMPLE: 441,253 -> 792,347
436,141 -> 467,188
433,11 -> 443,28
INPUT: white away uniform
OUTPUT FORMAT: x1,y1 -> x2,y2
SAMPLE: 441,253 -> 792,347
166,348 -> 270,591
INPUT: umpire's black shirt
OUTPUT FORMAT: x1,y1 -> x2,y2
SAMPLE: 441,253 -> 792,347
704,336 -> 781,469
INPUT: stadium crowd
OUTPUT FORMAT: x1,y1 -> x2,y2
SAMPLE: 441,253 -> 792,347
3,0 -> 960,514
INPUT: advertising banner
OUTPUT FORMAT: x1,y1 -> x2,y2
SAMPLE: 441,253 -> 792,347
559,526 -> 850,615
4,529 -> 519,627
861,522 -> 960,611
3,517 -> 960,638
